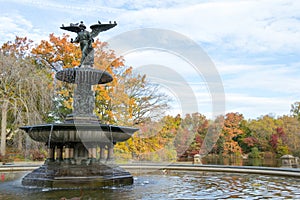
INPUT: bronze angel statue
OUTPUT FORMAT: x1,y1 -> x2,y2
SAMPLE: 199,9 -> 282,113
60,21 -> 117,67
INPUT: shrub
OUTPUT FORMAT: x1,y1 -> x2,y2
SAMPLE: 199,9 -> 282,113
248,147 -> 261,158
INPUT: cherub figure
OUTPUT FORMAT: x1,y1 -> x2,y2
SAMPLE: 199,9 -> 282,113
61,20 -> 117,67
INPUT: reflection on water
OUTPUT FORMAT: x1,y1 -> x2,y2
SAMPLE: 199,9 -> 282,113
203,156 -> 281,167
1,171 -> 300,199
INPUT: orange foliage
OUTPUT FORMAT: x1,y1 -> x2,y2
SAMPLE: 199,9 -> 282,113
32,33 -> 80,69
221,112 -> 244,155
1,36 -> 33,57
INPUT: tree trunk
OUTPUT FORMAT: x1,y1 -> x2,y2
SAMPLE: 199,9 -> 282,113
17,131 -> 23,151
1,100 -> 8,156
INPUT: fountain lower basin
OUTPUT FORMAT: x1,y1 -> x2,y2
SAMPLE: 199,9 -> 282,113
20,123 -> 138,188
20,123 -> 138,143
21,163 -> 134,188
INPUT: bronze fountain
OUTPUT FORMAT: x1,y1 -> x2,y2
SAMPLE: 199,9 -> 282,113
20,21 -> 138,188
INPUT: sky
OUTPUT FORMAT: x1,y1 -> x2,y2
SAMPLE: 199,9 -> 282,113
1,0 -> 300,119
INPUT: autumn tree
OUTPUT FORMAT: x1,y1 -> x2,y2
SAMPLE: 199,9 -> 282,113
32,34 -> 170,125
0,43 -> 52,156
269,127 -> 290,157
174,113 -> 208,160
31,33 -> 80,121
31,34 -> 123,121
115,115 -> 181,161
219,112 -> 244,156
247,114 -> 282,152
1,36 -> 33,58
236,119 -> 259,154
32,33 -> 80,70
278,115 -> 300,156
111,68 -> 170,125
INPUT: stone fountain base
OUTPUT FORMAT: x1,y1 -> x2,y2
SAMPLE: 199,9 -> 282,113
22,162 -> 133,188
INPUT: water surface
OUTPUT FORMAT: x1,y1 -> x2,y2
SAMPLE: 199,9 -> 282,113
0,171 -> 299,199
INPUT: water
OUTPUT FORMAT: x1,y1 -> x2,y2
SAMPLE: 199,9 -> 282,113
203,156 -> 281,167
1,171 -> 300,199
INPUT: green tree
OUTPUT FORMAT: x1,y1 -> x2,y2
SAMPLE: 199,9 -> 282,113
248,147 -> 261,158
279,115 -> 300,156
236,119 -> 259,154
248,115 -> 282,152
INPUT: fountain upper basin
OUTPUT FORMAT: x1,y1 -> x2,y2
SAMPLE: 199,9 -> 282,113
55,67 -> 113,85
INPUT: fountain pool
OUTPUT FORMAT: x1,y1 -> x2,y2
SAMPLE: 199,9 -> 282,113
1,170 -> 300,199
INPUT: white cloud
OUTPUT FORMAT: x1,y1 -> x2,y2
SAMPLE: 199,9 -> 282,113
225,92 -> 294,119
0,13 -> 47,44
221,63 -> 300,94
4,0 -> 300,54
124,50 -> 202,80
215,62 -> 259,75
116,0 -> 300,54
214,60 -> 300,118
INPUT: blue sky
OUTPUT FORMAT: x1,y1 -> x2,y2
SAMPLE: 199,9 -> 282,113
1,0 -> 300,119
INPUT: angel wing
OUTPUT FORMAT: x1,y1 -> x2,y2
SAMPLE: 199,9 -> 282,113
60,25 -> 81,33
90,22 -> 117,38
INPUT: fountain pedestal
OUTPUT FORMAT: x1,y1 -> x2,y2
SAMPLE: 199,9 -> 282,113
20,67 -> 138,188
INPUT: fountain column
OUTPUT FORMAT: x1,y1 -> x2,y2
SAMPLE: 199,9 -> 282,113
74,83 -> 94,117
65,146 -> 70,158
56,145 -> 63,162
64,68 -> 99,123
88,144 -> 97,163
47,145 -> 55,162
69,144 -> 75,163
107,143 -> 114,161
64,144 -> 71,164
99,144 -> 106,161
